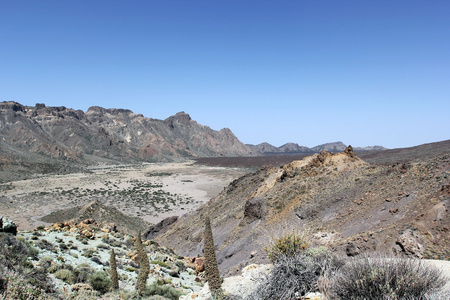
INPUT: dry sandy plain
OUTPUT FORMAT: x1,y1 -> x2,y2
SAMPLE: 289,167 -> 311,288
0,161 -> 250,231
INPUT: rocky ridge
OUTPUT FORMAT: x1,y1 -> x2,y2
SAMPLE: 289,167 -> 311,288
0,101 -> 257,165
155,147 -> 450,275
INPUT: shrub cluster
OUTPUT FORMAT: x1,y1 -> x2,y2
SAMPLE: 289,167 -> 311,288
248,249 -> 344,300
141,282 -> 184,300
0,233 -> 54,298
252,229 -> 450,300
320,255 -> 449,300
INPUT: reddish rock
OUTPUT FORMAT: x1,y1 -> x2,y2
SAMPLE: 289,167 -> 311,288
195,257 -> 205,273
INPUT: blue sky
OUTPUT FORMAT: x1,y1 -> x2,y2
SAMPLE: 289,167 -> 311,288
1,1 -> 449,149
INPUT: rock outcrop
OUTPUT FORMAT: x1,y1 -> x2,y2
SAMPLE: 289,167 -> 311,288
142,216 -> 178,240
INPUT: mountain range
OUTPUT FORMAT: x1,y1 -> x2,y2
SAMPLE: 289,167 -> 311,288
0,101 -> 386,165
248,141 -> 386,154
0,101 -> 257,164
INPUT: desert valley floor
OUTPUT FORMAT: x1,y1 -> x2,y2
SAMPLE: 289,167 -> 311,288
0,161 -> 250,231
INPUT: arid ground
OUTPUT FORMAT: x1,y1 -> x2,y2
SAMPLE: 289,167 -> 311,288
0,161 -> 250,231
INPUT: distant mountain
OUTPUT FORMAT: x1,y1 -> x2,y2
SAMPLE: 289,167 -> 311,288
353,145 -> 387,151
0,101 -> 257,163
246,142 -> 281,154
310,141 -> 347,152
248,141 -> 386,155
279,143 -> 312,153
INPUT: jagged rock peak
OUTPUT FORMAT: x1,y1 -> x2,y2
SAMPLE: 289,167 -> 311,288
0,101 -> 25,111
86,106 -> 134,115
165,111 -> 192,124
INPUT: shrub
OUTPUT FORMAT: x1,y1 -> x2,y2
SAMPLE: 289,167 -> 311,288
97,243 -> 109,250
54,269 -> 74,284
1,272 -> 46,300
89,271 -> 111,294
247,250 -> 343,300
81,248 -> 97,258
264,229 -> 310,262
142,283 -> 184,300
321,255 -> 449,300
0,233 -> 38,265
150,260 -> 168,268
73,263 -> 94,283
34,239 -> 54,251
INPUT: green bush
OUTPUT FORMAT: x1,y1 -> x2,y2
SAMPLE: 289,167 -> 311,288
73,263 -> 94,283
264,229 -> 310,262
150,260 -> 168,268
54,269 -> 74,284
321,255 -> 449,299
89,271 -> 111,294
142,283 -> 184,300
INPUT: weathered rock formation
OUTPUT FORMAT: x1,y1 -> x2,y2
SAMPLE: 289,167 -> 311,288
0,101 -> 257,163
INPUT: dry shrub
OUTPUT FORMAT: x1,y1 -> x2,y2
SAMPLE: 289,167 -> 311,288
264,228 -> 310,262
248,248 -> 344,300
320,255 -> 449,300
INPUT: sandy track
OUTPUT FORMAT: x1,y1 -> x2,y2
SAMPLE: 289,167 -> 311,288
0,161 -> 250,230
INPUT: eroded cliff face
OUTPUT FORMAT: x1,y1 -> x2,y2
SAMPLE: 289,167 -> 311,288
0,101 -> 257,163
155,149 -> 450,275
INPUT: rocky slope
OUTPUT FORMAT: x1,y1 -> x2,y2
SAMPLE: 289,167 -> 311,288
10,219 -> 208,299
155,147 -> 450,275
0,101 -> 257,165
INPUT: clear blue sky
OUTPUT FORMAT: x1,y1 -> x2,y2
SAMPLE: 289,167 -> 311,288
1,1 -> 449,149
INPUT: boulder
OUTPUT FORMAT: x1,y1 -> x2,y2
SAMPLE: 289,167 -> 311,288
195,257 -> 205,273
346,242 -> 360,257
394,230 -> 424,258
241,197 -> 265,225
0,216 -> 17,235
344,145 -> 355,158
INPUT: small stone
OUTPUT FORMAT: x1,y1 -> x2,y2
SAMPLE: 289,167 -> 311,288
389,207 -> 399,214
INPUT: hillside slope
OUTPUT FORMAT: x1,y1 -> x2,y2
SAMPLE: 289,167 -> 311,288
156,147 -> 450,275
0,101 -> 257,164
